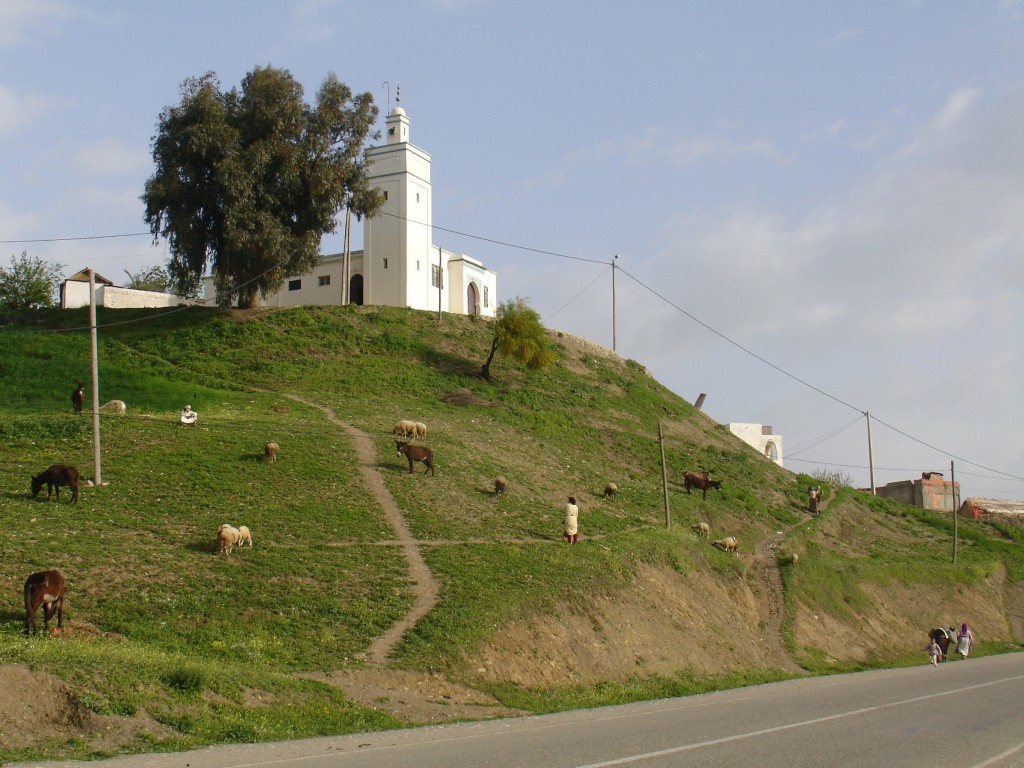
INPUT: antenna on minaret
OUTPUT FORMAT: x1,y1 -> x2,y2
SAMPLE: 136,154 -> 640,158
382,81 -> 390,113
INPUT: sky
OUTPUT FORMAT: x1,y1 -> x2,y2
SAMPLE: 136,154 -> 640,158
2,0 -> 1022,502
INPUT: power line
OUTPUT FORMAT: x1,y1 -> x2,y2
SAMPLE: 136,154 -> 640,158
0,232 -> 151,244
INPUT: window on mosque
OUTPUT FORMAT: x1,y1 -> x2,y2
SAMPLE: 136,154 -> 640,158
288,280 -> 301,291
318,275 -> 330,287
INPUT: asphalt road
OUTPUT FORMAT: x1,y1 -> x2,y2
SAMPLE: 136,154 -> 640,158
12,653 -> 1023,768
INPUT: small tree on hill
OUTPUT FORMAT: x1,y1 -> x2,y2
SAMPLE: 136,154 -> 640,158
0,252 -> 64,311
142,66 -> 383,308
124,265 -> 172,293
481,297 -> 557,381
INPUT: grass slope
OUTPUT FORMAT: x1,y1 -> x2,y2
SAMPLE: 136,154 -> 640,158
0,304 -> 1020,761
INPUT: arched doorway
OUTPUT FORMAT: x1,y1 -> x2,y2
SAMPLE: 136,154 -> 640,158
764,440 -> 779,464
349,274 -> 364,306
466,282 -> 480,315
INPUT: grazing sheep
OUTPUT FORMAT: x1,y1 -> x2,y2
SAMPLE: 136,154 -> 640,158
604,482 -> 618,497
712,536 -> 739,554
396,441 -> 435,476
71,382 -> 85,414
413,421 -> 428,439
790,552 -> 799,565
237,525 -> 253,547
24,569 -> 65,637
691,521 -> 710,538
495,476 -> 508,496
100,400 -> 126,415
31,464 -> 80,504
392,420 -> 417,439
683,471 -> 723,500
216,524 -> 241,555
265,441 -> 280,462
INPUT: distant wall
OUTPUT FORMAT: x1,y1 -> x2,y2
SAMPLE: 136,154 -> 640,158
62,282 -> 189,309
877,474 -> 959,512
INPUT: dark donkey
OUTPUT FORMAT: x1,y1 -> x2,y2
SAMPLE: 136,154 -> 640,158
396,441 -> 435,476
71,382 -> 85,414
31,464 -> 80,504
24,569 -> 66,636
683,470 -> 722,500
929,627 -> 957,662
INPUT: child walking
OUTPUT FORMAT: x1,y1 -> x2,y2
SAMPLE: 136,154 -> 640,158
926,637 -> 942,666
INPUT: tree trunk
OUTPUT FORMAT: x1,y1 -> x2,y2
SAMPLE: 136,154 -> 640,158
238,286 -> 260,309
481,336 -> 499,381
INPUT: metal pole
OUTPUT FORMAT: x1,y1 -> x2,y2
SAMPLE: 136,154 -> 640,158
88,269 -> 102,486
612,255 -> 618,353
437,246 -> 443,323
951,460 -> 958,564
865,410 -> 875,494
659,421 -> 671,528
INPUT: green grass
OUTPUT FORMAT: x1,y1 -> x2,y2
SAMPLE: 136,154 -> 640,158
0,304 -> 1021,762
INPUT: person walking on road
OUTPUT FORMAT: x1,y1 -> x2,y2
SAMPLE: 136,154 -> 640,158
956,622 -> 975,658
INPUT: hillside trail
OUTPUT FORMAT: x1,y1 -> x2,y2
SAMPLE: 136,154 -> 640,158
283,394 -> 439,665
752,487 -> 836,674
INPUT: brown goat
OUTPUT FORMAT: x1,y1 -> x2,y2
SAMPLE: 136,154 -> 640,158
71,382 -> 85,414
31,464 -> 80,504
683,471 -> 722,500
396,441 -> 435,476
604,482 -> 618,497
495,476 -> 508,496
24,569 -> 66,636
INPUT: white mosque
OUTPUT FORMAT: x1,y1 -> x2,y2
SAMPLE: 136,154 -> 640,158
203,99 -> 498,317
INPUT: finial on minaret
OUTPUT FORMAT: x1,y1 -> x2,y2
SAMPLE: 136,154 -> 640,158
396,85 -> 401,104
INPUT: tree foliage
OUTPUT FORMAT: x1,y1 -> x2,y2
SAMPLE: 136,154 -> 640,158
481,297 -> 557,381
0,252 -> 64,311
142,66 -> 383,308
124,265 -> 172,293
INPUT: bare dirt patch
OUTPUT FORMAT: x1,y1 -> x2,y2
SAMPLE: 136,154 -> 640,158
0,662 -> 172,752
308,669 -> 524,724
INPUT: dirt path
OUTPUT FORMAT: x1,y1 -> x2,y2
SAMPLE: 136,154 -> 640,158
751,488 -> 836,673
284,395 -> 439,665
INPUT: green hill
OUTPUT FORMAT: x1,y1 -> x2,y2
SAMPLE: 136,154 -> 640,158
1,304 -> 1021,762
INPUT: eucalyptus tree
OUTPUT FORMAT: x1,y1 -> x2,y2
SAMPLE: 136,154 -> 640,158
142,66 -> 382,308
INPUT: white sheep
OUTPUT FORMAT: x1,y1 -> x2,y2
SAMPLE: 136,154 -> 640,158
100,400 -> 126,415
265,441 -> 280,462
413,421 -> 428,439
392,420 -> 417,439
604,482 -> 618,497
216,524 -> 241,555
712,536 -> 739,554
237,525 -> 253,547
691,521 -> 710,539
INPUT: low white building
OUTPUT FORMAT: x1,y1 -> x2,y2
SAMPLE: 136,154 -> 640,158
61,270 -> 191,309
203,100 -> 497,317
727,423 -> 784,467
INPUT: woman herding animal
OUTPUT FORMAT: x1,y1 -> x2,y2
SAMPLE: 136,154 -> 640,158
563,496 -> 579,544
956,623 -> 975,658
24,569 -> 66,636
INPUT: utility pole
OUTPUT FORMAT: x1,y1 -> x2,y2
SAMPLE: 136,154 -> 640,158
88,269 -> 102,486
437,246 -> 443,324
951,460 -> 958,564
611,255 -> 618,353
865,410 -> 875,494
659,421 -> 671,528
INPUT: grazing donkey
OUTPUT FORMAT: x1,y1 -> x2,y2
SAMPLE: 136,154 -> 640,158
24,569 -> 66,636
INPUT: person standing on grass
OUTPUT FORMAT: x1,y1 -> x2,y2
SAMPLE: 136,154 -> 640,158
563,496 -> 579,544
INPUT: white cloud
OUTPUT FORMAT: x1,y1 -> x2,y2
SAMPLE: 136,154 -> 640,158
71,138 -> 150,178
0,85 -> 51,136
0,0 -> 77,47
